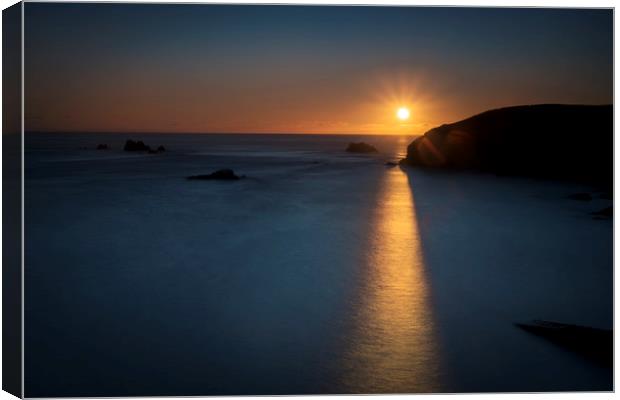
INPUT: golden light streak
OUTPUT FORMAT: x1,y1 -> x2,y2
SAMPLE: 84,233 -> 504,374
341,167 -> 442,393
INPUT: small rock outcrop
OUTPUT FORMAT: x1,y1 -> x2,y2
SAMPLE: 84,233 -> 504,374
591,206 -> 612,218
96,144 -> 109,150
346,142 -> 378,153
147,145 -> 166,154
385,161 -> 398,167
187,169 -> 243,181
124,140 -> 151,152
568,193 -> 592,201
515,320 -> 612,368
124,140 -> 166,153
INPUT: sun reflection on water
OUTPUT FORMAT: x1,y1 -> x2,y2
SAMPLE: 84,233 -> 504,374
341,167 -> 441,393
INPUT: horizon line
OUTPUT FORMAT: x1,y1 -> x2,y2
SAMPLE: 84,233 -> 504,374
25,130 -> 421,136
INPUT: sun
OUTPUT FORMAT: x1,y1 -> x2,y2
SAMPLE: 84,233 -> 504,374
396,107 -> 410,121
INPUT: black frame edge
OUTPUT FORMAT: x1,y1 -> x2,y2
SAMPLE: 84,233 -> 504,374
2,1 -> 23,398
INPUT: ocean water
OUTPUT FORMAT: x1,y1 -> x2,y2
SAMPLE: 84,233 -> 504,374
24,133 -> 612,396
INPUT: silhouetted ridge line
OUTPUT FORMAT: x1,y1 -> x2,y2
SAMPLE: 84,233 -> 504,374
401,104 -> 612,188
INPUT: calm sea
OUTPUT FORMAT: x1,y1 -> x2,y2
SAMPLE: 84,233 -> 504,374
24,133 -> 612,396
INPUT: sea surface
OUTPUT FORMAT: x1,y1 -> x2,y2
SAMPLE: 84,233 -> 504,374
24,133 -> 613,396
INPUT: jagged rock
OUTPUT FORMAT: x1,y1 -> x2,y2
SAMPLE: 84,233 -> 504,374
124,140 -> 151,152
346,142 -> 378,153
187,169 -> 243,181
146,145 -> 166,154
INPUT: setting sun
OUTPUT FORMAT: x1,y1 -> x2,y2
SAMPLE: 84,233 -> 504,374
397,107 -> 410,121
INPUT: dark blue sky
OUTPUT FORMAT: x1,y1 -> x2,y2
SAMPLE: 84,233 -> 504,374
25,4 -> 613,134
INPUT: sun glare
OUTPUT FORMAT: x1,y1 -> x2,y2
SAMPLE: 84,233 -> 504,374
397,107 -> 410,121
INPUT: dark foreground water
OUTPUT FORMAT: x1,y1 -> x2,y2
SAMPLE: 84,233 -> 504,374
25,133 -> 612,396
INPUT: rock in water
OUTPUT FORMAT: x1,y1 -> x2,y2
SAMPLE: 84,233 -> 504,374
147,145 -> 166,154
568,192 -> 592,201
124,140 -> 151,152
96,144 -> 109,150
346,142 -> 378,153
515,320 -> 612,368
591,206 -> 613,218
187,169 -> 242,180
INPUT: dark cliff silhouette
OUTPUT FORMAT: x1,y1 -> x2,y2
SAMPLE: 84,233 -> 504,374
401,104 -> 612,189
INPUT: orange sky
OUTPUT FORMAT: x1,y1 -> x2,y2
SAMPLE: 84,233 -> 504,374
25,5 -> 613,135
